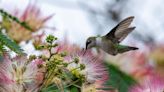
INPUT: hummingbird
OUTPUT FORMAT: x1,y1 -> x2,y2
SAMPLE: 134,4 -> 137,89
85,16 -> 138,55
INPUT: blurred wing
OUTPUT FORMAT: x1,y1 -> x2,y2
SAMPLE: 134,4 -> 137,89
104,16 -> 134,43
116,27 -> 136,42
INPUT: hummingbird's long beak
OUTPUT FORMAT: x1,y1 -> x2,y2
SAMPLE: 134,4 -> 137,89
83,43 -> 88,55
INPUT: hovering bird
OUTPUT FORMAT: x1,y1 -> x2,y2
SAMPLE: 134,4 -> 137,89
85,16 -> 138,55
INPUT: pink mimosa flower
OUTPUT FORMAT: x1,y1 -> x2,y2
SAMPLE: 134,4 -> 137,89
66,51 -> 109,92
0,54 -> 44,92
129,75 -> 164,92
4,3 -> 54,43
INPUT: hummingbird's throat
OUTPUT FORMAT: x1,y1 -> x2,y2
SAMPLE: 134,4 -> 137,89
96,37 -> 102,45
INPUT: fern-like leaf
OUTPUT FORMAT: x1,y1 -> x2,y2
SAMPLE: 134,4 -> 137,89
0,32 -> 23,54
104,62 -> 137,92
0,9 -> 33,31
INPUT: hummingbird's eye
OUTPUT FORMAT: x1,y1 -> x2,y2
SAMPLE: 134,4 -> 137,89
87,40 -> 91,44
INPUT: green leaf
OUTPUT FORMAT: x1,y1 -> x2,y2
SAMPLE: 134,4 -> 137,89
41,84 -> 59,92
0,9 -> 33,31
0,43 -> 5,61
70,86 -> 79,92
104,62 -> 137,92
0,32 -> 23,54
41,84 -> 68,92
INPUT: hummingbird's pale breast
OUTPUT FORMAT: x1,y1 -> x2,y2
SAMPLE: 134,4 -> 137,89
96,37 -> 117,55
96,37 -> 102,46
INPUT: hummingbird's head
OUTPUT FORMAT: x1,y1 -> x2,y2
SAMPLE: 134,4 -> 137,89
85,37 -> 96,50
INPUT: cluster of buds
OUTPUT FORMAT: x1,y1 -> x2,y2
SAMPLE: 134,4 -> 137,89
36,35 -> 90,91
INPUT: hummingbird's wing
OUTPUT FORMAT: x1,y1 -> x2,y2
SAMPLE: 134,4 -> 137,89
104,16 -> 135,43
116,27 -> 135,42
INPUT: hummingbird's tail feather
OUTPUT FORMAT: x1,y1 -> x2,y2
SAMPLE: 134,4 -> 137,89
128,46 -> 138,50
117,45 -> 138,54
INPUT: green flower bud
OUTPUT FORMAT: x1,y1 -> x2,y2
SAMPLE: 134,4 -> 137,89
52,44 -> 58,47
29,55 -> 36,60
36,45 -> 45,50
60,52 -> 67,57
46,35 -> 56,44
74,57 -> 79,64
63,63 -> 68,67
80,64 -> 85,70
